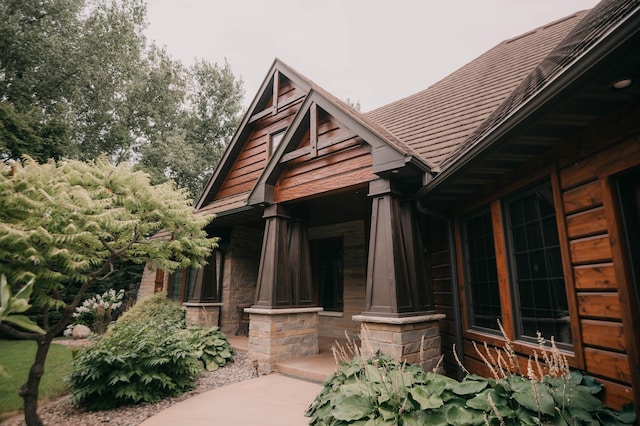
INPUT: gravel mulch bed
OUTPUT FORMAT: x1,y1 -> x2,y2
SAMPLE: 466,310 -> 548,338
1,351 -> 257,426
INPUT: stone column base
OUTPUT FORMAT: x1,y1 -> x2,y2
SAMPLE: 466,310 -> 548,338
246,307 -> 323,374
183,302 -> 222,328
353,313 -> 445,373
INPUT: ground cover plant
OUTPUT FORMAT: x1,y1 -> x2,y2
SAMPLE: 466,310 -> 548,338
69,294 -> 234,410
0,340 -> 74,418
306,332 -> 636,425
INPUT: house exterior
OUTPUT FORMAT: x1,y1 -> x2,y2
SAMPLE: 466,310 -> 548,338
138,0 -> 640,411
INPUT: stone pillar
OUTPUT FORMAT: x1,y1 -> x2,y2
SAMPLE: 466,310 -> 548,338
183,302 -> 222,327
246,307 -> 323,373
353,313 -> 445,372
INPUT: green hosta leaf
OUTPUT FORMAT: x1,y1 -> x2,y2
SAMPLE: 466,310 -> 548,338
378,405 -> 398,422
450,378 -> 488,395
444,402 -> 484,426
615,404 -> 637,424
512,381 -> 556,416
332,395 -> 375,421
409,386 -> 444,410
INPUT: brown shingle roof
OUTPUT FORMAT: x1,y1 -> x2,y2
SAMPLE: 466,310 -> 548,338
443,0 -> 639,168
365,10 -> 589,168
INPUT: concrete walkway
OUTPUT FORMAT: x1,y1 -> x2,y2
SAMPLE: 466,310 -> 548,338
140,373 -> 322,426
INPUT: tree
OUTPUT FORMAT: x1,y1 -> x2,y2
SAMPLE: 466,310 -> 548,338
0,0 -> 244,197
0,156 -> 216,426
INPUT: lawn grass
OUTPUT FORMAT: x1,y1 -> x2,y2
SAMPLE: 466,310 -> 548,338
0,339 -> 75,416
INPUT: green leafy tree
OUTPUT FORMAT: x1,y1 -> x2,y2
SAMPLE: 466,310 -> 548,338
0,0 -> 244,197
0,156 -> 216,426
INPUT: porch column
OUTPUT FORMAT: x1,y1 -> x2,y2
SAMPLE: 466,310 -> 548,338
248,204 -> 321,373
364,178 -> 431,316
356,178 -> 444,371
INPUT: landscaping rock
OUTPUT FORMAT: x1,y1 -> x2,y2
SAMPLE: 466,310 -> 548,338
71,325 -> 91,339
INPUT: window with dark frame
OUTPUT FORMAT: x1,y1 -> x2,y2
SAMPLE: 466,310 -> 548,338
311,237 -> 344,312
167,249 -> 223,303
503,182 -> 572,346
463,209 -> 502,331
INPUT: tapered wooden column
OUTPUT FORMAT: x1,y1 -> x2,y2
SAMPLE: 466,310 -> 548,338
364,178 -> 432,316
254,204 -> 291,308
289,219 -> 314,306
249,205 -> 320,373
254,205 -> 314,308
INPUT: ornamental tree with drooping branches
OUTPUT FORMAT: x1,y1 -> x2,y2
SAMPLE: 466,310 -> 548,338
0,156 -> 216,426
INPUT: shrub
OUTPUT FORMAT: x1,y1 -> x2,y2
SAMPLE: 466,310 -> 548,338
64,289 -> 125,336
69,294 -> 234,410
69,319 -> 202,410
113,293 -> 186,331
306,336 -> 636,425
182,326 -> 234,371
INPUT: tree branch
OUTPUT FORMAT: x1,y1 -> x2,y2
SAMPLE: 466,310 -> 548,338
0,323 -> 40,341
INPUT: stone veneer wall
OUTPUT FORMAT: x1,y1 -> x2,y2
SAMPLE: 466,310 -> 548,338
356,314 -> 445,373
247,308 -> 321,373
219,224 -> 263,335
309,220 -> 366,340
184,303 -> 222,327
137,264 -> 158,301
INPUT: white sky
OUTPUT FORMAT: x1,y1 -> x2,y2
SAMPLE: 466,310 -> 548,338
145,0 -> 599,112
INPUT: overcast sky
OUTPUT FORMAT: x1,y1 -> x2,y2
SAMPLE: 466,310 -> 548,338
145,0 -> 599,112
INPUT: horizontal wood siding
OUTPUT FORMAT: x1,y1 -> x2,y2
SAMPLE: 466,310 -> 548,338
456,109 -> 640,409
275,114 -> 376,203
214,82 -> 305,201
426,216 -> 458,377
555,131 -> 640,408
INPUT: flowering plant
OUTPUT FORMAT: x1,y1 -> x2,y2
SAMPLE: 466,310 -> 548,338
64,289 -> 125,336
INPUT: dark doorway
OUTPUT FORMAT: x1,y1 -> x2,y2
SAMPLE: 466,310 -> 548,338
311,237 -> 344,312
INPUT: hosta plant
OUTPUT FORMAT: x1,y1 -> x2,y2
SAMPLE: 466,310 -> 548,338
306,334 -> 636,425
69,295 -> 235,410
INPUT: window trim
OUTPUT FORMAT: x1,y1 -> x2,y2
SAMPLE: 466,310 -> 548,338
501,180 -> 572,350
458,176 -> 580,361
461,207 -> 502,335
269,129 -> 286,157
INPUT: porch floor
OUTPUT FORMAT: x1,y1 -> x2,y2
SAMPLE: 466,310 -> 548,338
226,335 -> 349,383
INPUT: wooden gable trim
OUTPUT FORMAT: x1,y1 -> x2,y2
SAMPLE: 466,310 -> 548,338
247,89 -> 425,206
195,59 -> 312,210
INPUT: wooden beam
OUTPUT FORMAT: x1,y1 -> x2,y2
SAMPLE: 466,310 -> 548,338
551,167 -> 585,368
248,107 -> 274,124
281,146 -> 311,163
273,70 -> 279,113
310,103 -> 318,158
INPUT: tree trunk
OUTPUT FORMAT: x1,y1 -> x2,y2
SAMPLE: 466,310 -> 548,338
19,335 -> 52,426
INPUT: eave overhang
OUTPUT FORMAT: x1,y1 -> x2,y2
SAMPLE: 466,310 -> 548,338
417,1 -> 640,212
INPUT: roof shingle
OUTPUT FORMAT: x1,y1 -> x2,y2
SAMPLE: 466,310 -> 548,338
365,11 -> 589,168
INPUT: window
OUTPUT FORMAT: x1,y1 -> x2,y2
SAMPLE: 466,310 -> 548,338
168,267 -> 196,302
504,183 -> 571,346
311,238 -> 344,312
269,129 -> 286,156
168,249 -> 224,303
463,209 -> 501,331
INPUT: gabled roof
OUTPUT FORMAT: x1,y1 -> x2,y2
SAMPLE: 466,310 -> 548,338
195,59 -> 313,210
247,88 -> 431,205
365,10 -> 588,169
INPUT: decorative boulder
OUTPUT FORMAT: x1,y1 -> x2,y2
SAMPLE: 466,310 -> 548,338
72,324 -> 91,339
